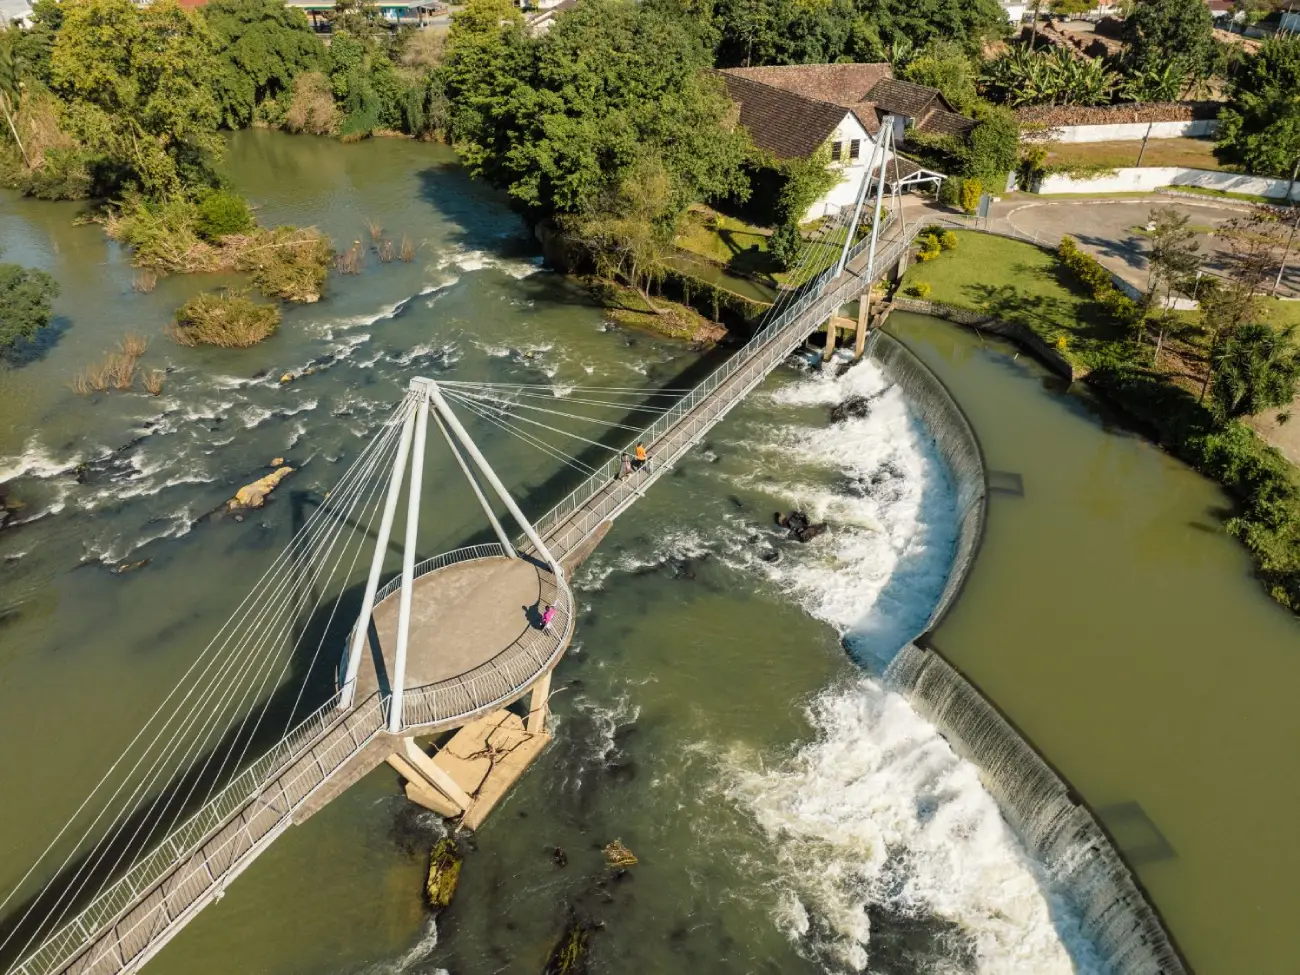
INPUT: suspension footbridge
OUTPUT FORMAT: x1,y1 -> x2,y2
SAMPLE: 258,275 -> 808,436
1,122 -> 932,975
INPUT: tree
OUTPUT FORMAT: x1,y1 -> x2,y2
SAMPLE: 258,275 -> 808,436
1198,217 -> 1286,401
1143,207 -> 1201,362
1210,323 -> 1300,424
1120,62 -> 1186,102
964,103 -> 1019,187
49,0 -> 224,198
0,263 -> 58,354
902,39 -> 978,114
1216,37 -> 1300,179
202,0 -> 325,129
0,29 -> 29,166
1124,0 -> 1214,82
451,0 -> 749,220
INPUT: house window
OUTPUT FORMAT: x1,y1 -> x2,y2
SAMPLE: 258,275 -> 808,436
849,139 -> 861,161
830,141 -> 842,162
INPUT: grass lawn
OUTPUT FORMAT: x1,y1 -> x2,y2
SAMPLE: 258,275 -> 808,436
899,231 -> 1124,371
674,209 -> 869,289
1044,137 -> 1228,172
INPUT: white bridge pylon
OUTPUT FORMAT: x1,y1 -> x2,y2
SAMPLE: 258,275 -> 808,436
338,376 -> 563,730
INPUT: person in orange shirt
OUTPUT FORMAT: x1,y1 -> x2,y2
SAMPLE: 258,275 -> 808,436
633,442 -> 649,472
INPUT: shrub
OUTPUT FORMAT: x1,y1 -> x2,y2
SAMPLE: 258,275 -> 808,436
916,233 -> 942,262
105,196 -> 211,273
938,230 -> 958,251
960,178 -> 983,214
1058,236 -> 1142,327
171,290 -> 281,347
233,226 -> 332,302
284,71 -> 340,136
196,191 -> 254,242
906,282 -> 932,298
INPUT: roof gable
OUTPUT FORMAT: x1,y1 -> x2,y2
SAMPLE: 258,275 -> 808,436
718,73 -> 853,160
865,78 -> 951,120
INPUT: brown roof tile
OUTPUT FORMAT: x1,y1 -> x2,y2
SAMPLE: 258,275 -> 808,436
919,109 -> 977,139
721,63 -> 893,106
865,78 -> 946,120
718,73 -> 852,160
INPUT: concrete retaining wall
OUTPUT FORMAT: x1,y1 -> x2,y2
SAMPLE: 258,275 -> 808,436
867,329 -> 986,630
1036,165 -> 1300,199
1039,119 -> 1218,143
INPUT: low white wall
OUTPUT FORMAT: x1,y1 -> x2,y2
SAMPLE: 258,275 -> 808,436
1035,166 -> 1300,199
1043,119 -> 1218,143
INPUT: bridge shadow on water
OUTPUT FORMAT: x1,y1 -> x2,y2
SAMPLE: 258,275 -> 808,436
0,334 -> 742,969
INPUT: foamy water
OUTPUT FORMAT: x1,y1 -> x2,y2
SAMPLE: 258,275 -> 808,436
681,361 -> 1098,973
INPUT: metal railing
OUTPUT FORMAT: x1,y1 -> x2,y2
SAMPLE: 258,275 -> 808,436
532,225 -> 920,554
11,692 -> 389,975
371,543 -> 507,604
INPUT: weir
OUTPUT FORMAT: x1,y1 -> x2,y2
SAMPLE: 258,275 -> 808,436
869,328 -> 1187,975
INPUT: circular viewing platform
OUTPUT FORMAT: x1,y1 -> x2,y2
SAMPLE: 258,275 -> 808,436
349,544 -> 572,731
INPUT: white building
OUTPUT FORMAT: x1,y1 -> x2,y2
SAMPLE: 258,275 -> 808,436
718,64 -> 968,221
0,0 -> 33,26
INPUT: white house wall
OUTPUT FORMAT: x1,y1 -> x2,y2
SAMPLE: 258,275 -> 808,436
802,113 -> 881,223
1034,119 -> 1220,143
1034,166 -> 1300,199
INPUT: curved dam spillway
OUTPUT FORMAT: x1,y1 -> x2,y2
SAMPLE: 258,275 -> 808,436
863,329 -> 1186,975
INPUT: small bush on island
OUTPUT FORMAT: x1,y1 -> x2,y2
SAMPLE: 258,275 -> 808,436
233,226 -> 332,302
170,290 -> 281,348
906,281 -> 932,298
196,191 -> 254,242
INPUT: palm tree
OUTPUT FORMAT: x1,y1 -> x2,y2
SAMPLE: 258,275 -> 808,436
1210,323 -> 1300,424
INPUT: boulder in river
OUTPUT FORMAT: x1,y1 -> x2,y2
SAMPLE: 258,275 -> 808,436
228,466 -> 294,510
775,511 -> 827,543
829,395 -> 873,423
425,837 -> 462,912
602,839 -> 637,867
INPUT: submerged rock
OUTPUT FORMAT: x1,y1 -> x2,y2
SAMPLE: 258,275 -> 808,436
425,837 -> 462,912
228,466 -> 294,510
553,846 -> 568,868
829,395 -> 873,423
543,909 -> 592,975
775,511 -> 827,543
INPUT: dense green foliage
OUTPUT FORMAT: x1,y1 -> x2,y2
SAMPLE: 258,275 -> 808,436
49,0 -> 224,198
447,0 -> 749,220
205,0 -> 325,129
1123,0 -> 1214,81
1216,37 -> 1300,180
711,0 -> 1007,68
981,47 -> 1120,107
196,190 -> 254,241
1210,323 -> 1300,424
0,263 -> 59,353
902,40 -> 979,114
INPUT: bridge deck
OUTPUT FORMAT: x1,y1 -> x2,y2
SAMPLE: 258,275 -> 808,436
14,221 -> 916,975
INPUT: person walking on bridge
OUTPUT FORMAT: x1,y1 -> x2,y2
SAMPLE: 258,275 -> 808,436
633,442 -> 649,473
541,604 -> 557,633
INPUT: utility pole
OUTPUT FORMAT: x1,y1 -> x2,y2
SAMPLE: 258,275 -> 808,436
1273,157 -> 1300,296
1135,121 -> 1153,167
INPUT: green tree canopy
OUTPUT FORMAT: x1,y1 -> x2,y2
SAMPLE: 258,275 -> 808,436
1216,37 -> 1300,180
1123,0 -> 1214,81
202,0 -> 325,128
448,0 -> 750,221
0,263 -> 58,354
1211,323 -> 1300,424
49,0 -> 224,198
902,39 -> 978,114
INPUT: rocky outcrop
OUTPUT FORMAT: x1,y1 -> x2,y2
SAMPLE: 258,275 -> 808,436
228,466 -> 294,510
425,837 -> 463,912
775,511 -> 828,543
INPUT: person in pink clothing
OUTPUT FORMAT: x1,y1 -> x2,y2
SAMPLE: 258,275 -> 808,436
541,604 -> 557,632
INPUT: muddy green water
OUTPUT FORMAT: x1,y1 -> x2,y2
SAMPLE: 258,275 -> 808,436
889,313 -> 1300,974
0,130 -> 1290,975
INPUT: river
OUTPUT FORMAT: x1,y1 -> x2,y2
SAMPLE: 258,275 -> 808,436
0,130 -> 1290,974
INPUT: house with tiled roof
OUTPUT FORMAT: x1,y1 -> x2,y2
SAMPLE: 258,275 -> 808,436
717,64 -> 971,220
